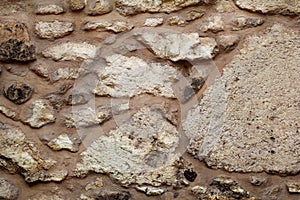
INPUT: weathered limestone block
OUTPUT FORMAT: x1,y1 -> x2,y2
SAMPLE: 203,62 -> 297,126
35,20 -> 74,39
183,24 -> 300,174
0,21 -> 35,62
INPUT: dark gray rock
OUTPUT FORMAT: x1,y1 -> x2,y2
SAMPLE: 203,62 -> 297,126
3,82 -> 34,104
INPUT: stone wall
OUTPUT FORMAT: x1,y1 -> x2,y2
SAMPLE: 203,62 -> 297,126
0,0 -> 299,199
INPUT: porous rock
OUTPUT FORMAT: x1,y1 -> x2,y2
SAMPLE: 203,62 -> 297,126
35,20 -> 74,39
35,3 -> 65,15
88,0 -> 114,15
94,54 -> 180,98
47,134 -> 81,152
0,21 -> 35,62
0,178 -> 19,200
75,106 -> 180,186
82,20 -> 134,33
183,24 -> 300,174
3,82 -> 33,104
231,16 -> 264,31
137,32 -> 217,61
200,15 -> 225,33
69,0 -> 85,11
144,18 -> 164,27
216,34 -> 240,52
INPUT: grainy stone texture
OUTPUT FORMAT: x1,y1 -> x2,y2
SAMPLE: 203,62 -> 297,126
42,42 -> 97,61
94,54 -> 180,98
137,32 -> 218,61
183,24 -> 300,174
116,0 -> 212,15
75,106 -> 180,186
0,178 -> 19,200
88,0 -> 114,15
144,18 -> 164,27
35,3 -> 65,15
200,15 -> 225,33
168,16 -> 186,26
0,21 -> 36,62
286,183 -> 300,194
234,0 -> 300,15
0,105 -> 18,120
35,20 -> 74,39
47,134 -> 81,152
69,0 -> 85,11
3,82 -> 34,104
185,10 -> 205,21
216,34 -> 240,52
82,20 -> 134,33
24,99 -> 56,128
231,16 -> 264,31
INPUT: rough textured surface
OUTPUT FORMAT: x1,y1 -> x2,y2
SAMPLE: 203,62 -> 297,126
70,0 -> 85,11
42,42 -> 97,61
137,32 -> 218,61
82,20 -> 134,33
35,3 -> 65,15
94,54 -> 180,98
0,21 -> 36,62
47,134 -> 81,152
35,20 -> 74,39
75,106 -> 180,186
234,0 -> 300,15
231,16 -> 264,31
144,18 -> 164,27
286,183 -> 300,194
3,82 -> 34,104
88,0 -> 114,15
183,24 -> 300,174
216,34 -> 240,52
0,178 -> 19,200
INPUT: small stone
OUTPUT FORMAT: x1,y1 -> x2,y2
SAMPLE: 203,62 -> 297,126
97,191 -> 131,200
0,178 -> 19,200
168,16 -> 186,26
35,3 -> 65,15
42,42 -> 97,61
88,0 -> 113,15
3,82 -> 34,104
82,20 -> 134,33
0,106 -> 18,120
250,176 -> 266,186
27,170 -> 68,182
185,10 -> 205,22
184,169 -> 197,182
0,21 -> 36,62
29,64 -> 49,78
144,17 -> 164,27
286,183 -> 300,193
191,186 -> 207,194
136,186 -> 165,196
47,134 -> 81,152
231,16 -> 264,31
24,99 -> 56,128
69,0 -> 85,11
200,15 -> 224,33
85,178 -> 103,191
216,34 -> 240,52
50,67 -> 81,81
66,93 -> 89,105
35,20 -> 74,39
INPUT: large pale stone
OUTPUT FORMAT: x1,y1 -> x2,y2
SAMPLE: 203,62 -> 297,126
94,54 -> 180,98
42,42 -> 97,61
183,25 -> 300,174
116,0 -> 212,15
35,20 -> 74,39
234,0 -> 300,15
82,20 -> 134,33
137,32 -> 217,61
35,3 -> 65,15
75,106 -> 180,186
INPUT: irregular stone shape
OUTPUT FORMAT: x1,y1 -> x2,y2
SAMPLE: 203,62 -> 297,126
116,0 -> 212,15
136,186 -> 165,196
35,3 -> 65,15
0,21 -> 35,62
185,10 -> 205,22
47,134 -> 81,152
249,176 -> 266,186
35,20 -> 74,39
69,0 -> 85,11
97,191 -> 131,200
88,0 -> 113,15
286,183 -> 300,193
263,186 -> 282,200
94,54 -> 180,98
51,67 -> 81,81
0,105 -> 18,121
200,15 -> 224,33
168,16 -> 186,26
3,82 -> 34,104
42,42 -> 97,61
216,0 -> 235,13
183,25 -> 300,174
234,0 -> 300,15
82,20 -> 134,33
66,93 -> 89,105
216,34 -> 240,52
0,123 -> 59,182
0,178 -> 19,200
231,16 -> 264,31
75,106 -> 180,186
24,99 -> 56,128
27,170 -> 68,182
85,178 -> 103,190
137,32 -> 217,61
144,17 -> 164,27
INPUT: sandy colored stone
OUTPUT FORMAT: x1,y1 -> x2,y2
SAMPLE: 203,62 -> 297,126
286,183 -> 300,194
144,17 -> 164,27
116,0 -> 212,15
35,3 -> 65,15
136,186 -> 165,196
200,15 -> 225,33
185,10 -> 205,21
88,0 -> 113,15
137,32 -> 217,61
24,99 -> 56,128
0,178 -> 19,200
82,20 -> 134,33
0,21 -> 35,62
216,34 -> 240,52
231,16 -> 264,31
69,0 -> 85,11
42,42 -> 97,61
168,16 -> 186,26
75,106 -> 180,186
234,0 -> 300,15
183,24 -> 300,174
0,105 -> 18,121
35,20 -> 74,39
47,134 -> 81,152
94,54 -> 180,98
